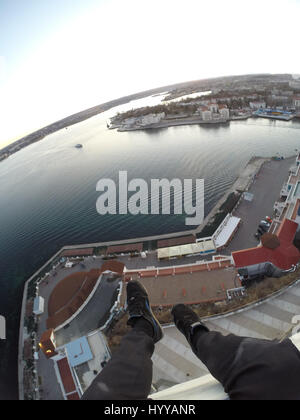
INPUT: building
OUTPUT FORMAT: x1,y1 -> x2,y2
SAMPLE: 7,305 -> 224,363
293,96 -> 300,109
212,214 -> 241,251
36,260 -> 124,399
289,80 -> 300,90
157,238 -> 215,260
200,107 -> 212,121
249,101 -> 266,110
246,94 -> 259,100
106,242 -> 143,256
275,154 -> 300,223
218,105 -> 230,120
65,261 -> 74,268
139,112 -> 165,126
39,329 -> 57,359
120,113 -> 165,129
232,218 -> 300,284
207,103 -> 218,113
157,235 -> 195,249
33,296 -> 45,316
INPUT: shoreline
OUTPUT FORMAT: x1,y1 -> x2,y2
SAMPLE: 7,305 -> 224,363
111,114 -> 253,132
112,110 -> 299,133
116,116 -> 231,131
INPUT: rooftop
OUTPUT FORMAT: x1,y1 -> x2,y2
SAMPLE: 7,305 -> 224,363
213,216 -> 241,249
126,265 -> 237,306
65,337 -> 93,368
56,357 -> 80,399
106,242 -> 143,255
61,248 -> 94,257
232,218 -> 300,270
157,235 -> 195,249
157,240 -> 215,259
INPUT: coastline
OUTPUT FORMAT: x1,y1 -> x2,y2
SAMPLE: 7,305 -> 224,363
0,76 -> 222,159
112,113 -> 253,132
0,85 -> 175,159
116,116 -> 231,131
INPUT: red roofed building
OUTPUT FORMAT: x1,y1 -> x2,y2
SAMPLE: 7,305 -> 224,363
55,357 -> 80,399
232,219 -> 300,283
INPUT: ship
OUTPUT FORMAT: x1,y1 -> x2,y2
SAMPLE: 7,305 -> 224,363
253,108 -> 295,121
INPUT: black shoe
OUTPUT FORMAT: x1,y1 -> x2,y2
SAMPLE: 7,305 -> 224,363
126,281 -> 163,343
171,304 -> 209,345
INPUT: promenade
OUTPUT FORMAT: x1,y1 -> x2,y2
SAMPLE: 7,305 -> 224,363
225,156 -> 295,253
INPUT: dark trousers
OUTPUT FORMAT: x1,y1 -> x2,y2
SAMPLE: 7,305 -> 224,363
82,328 -> 300,400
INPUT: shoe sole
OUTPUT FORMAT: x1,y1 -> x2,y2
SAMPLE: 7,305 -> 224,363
127,281 -> 163,343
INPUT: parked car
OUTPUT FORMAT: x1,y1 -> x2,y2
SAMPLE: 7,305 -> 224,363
259,221 -> 270,232
260,219 -> 270,226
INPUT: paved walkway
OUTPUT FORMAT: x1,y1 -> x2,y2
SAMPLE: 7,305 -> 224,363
152,280 -> 300,391
54,274 -> 120,347
224,157 -> 294,254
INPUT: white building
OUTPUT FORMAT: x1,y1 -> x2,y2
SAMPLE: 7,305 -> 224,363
207,103 -> 218,113
200,107 -> 212,121
289,80 -> 300,90
293,96 -> 300,109
139,112 -> 165,126
65,261 -> 74,268
33,296 -> 45,315
123,117 -> 138,127
249,101 -> 266,110
218,105 -> 230,119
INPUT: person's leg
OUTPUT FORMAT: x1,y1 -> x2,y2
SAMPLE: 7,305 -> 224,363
82,320 -> 155,400
190,328 -> 246,385
171,304 -> 244,386
172,304 -> 300,400
82,281 -> 163,400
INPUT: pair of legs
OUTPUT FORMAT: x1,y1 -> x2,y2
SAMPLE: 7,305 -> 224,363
82,281 -> 300,400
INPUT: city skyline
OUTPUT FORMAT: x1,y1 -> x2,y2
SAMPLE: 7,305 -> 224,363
1,0 -> 300,147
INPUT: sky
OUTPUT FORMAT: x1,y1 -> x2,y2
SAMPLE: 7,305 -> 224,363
0,0 -> 300,147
